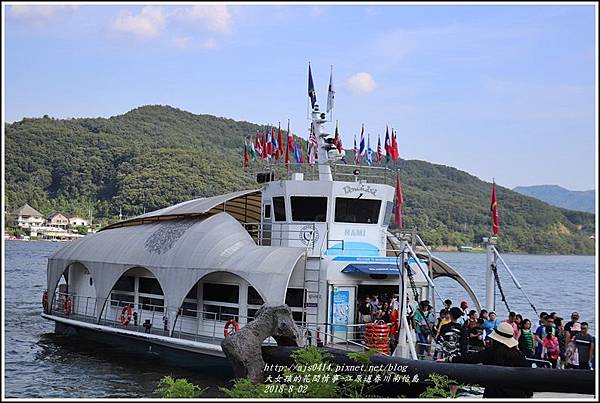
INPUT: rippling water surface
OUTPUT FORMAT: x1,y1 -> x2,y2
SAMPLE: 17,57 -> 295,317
4,240 -> 596,398
4,240 -> 228,398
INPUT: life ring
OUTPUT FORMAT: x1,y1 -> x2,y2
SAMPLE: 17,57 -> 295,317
63,296 -> 72,315
120,304 -> 133,326
224,319 -> 240,337
42,291 -> 48,312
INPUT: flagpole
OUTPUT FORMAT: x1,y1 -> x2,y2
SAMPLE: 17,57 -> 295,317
329,64 -> 334,123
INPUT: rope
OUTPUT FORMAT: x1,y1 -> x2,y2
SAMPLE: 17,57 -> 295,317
491,263 -> 511,313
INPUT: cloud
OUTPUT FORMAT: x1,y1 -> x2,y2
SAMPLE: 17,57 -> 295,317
110,6 -> 166,39
9,5 -> 77,24
175,5 -> 232,33
347,72 -> 376,95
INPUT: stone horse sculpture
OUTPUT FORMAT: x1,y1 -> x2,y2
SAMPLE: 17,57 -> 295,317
220,304 -> 304,383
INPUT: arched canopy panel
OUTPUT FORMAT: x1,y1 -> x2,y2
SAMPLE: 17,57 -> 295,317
102,189 -> 262,231
47,212 -> 305,326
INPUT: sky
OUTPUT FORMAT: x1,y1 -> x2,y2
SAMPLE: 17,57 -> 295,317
3,3 -> 597,190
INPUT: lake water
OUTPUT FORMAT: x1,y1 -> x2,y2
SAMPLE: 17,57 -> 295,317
3,240 -> 596,398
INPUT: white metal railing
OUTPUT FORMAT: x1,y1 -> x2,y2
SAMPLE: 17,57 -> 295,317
247,162 -> 396,186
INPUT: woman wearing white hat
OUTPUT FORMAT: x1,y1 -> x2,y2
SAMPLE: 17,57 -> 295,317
439,322 -> 533,398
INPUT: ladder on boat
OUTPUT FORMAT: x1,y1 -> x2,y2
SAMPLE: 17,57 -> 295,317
301,225 -> 324,345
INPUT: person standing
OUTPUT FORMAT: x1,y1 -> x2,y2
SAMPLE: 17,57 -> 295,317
564,311 -> 580,345
518,319 -> 535,358
573,322 -> 595,370
483,311 -> 501,339
413,300 -> 433,357
542,325 -> 560,368
440,322 -> 533,398
358,296 -> 372,324
437,307 -> 468,359
504,311 -> 521,341
554,317 -> 567,368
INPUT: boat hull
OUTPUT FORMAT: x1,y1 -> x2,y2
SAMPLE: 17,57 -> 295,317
45,314 -> 234,377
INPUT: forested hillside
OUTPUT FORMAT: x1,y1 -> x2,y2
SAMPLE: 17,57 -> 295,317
5,105 -> 595,254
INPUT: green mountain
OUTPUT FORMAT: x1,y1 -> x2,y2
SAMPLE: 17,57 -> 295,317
5,105 -> 595,255
513,185 -> 595,213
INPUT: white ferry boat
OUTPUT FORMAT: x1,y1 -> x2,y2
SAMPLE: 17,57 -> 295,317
41,69 -> 484,369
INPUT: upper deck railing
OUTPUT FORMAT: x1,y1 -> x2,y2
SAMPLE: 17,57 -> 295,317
246,162 -> 396,186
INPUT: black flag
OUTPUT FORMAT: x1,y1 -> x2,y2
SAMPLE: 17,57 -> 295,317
308,64 -> 317,109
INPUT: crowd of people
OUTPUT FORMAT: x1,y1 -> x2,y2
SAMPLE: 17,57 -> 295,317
358,294 -> 595,371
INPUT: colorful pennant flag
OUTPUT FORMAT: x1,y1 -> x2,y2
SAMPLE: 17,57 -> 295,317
359,124 -> 365,156
366,133 -> 373,166
327,66 -> 335,113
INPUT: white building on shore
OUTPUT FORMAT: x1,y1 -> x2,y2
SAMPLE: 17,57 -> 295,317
9,204 -> 45,228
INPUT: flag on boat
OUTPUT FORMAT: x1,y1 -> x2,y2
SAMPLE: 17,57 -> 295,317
359,124 -> 366,156
354,135 -> 360,164
391,129 -> 399,161
366,133 -> 373,166
261,130 -> 268,159
249,134 -> 258,161
385,126 -> 391,162
265,126 -> 272,158
327,66 -> 335,113
334,121 -> 343,153
297,138 -> 304,163
243,141 -> 249,168
377,135 -> 383,162
278,122 -> 284,156
308,64 -> 317,110
490,181 -> 499,235
255,130 -> 263,159
272,126 -> 279,160
394,173 -> 404,227
285,121 -> 292,170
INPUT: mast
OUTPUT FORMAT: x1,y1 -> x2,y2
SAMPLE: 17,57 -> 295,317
311,105 -> 333,181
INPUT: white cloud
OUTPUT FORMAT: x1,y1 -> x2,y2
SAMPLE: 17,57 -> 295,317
176,5 -> 232,33
9,5 -> 77,24
111,6 -> 166,39
347,72 -> 376,95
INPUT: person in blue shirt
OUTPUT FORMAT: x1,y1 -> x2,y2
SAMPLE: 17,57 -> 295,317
483,311 -> 501,339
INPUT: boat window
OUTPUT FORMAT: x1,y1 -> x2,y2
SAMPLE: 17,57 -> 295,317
247,286 -> 264,306
290,196 -> 327,222
203,305 -> 239,321
139,277 -> 164,296
181,301 -> 198,317
185,285 -> 197,300
113,276 -> 134,292
273,197 -> 286,221
264,204 -> 271,219
383,201 -> 394,224
203,283 -> 239,304
334,197 -> 381,224
139,296 -> 164,312
110,293 -> 133,307
285,288 -> 305,307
